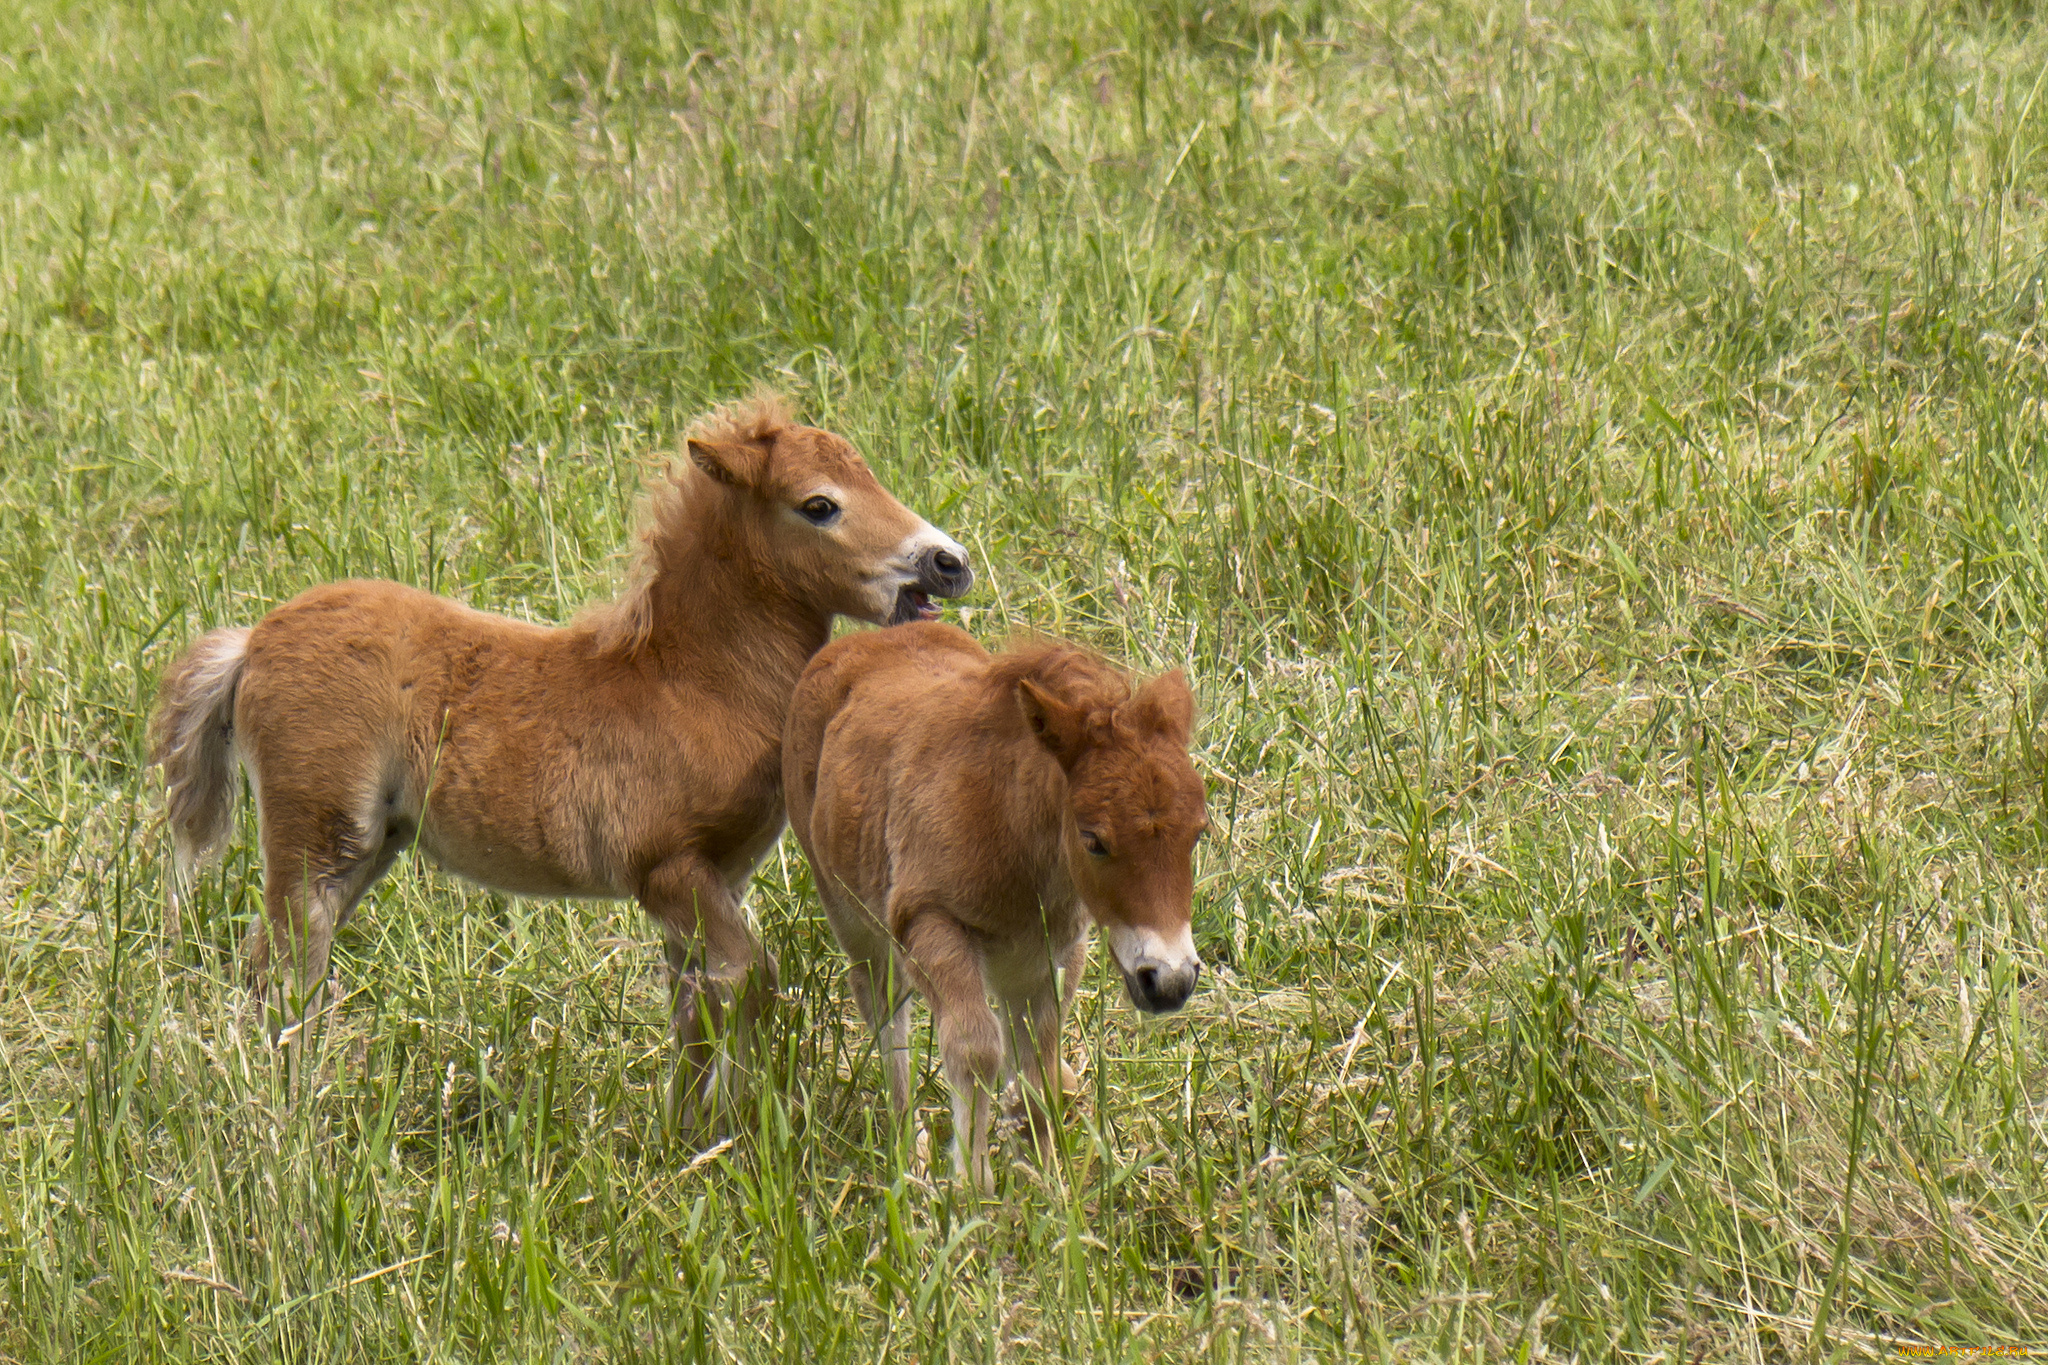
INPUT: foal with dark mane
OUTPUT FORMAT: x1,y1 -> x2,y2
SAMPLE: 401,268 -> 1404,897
785,623 -> 1207,1187
152,395 -> 970,1116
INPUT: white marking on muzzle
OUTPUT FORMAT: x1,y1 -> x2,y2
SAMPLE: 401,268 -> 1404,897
878,521 -> 972,624
900,523 -> 968,577
1103,922 -> 1201,979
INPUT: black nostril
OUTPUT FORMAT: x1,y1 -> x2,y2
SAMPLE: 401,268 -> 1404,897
933,548 -> 963,575
1135,966 -> 1160,997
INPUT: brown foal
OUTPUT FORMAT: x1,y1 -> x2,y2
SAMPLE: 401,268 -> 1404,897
151,395 -> 971,1119
784,624 -> 1207,1187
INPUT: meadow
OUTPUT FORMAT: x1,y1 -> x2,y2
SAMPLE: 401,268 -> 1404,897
4,0 -> 2048,1358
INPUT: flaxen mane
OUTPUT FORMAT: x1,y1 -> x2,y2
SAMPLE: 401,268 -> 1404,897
583,392 -> 797,656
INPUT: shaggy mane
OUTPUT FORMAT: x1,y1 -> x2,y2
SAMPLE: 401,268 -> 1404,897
581,391 -> 797,656
988,636 -> 1133,714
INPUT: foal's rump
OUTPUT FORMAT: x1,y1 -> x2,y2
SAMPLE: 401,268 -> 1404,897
231,578 -> 644,901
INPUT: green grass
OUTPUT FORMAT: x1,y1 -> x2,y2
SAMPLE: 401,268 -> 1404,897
4,0 -> 2048,1358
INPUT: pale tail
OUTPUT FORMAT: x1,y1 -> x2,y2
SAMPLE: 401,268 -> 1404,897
150,626 -> 252,883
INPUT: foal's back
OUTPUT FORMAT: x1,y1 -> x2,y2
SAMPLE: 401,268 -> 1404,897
235,576 -> 705,902
784,623 -> 1065,923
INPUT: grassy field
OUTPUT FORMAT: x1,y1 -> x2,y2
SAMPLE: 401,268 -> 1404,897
4,0 -> 2048,1358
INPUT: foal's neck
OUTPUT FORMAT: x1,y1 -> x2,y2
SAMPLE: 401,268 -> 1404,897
642,514 -> 831,712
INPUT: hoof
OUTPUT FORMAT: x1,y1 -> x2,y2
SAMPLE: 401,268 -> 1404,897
271,976 -> 342,1047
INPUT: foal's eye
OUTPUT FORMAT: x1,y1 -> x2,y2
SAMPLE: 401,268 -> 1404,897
798,496 -> 840,525
1081,830 -> 1108,858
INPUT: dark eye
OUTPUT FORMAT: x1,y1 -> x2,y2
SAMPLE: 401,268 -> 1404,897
1081,830 -> 1108,858
798,495 -> 840,525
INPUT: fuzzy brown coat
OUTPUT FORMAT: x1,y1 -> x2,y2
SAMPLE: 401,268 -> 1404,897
151,396 -> 971,1115
784,623 -> 1206,1186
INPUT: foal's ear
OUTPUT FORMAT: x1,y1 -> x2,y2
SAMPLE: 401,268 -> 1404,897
685,436 -> 769,490
1126,670 -> 1194,744
1018,678 -> 1091,769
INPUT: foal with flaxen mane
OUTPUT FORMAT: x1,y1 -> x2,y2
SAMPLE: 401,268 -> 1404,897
151,395 -> 971,1117
784,623 -> 1207,1188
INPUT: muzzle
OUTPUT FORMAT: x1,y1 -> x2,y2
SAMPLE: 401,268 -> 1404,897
1104,922 -> 1203,1015
889,537 -> 974,624
1123,959 -> 1201,1014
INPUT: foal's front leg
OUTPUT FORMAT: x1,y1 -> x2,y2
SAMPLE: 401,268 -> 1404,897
897,908 -> 1001,1191
641,854 -> 778,1131
1002,932 -> 1089,1155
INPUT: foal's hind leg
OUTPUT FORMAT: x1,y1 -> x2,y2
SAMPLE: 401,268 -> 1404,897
817,877 -> 913,1112
247,776 -> 409,1037
896,905 -> 1002,1191
846,948 -> 914,1114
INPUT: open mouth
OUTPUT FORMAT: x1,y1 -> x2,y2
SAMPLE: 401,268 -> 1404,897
889,586 -> 940,625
